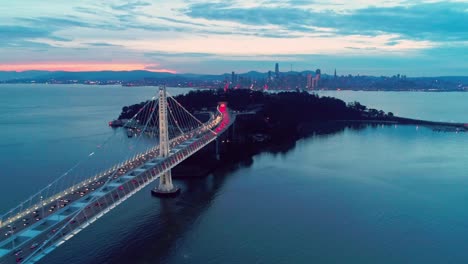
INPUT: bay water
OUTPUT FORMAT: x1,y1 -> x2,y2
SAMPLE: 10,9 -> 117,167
1,85 -> 468,263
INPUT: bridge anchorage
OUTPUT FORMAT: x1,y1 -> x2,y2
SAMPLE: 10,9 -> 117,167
151,86 -> 180,197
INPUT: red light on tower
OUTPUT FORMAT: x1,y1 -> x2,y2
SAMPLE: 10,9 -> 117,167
218,102 -> 227,113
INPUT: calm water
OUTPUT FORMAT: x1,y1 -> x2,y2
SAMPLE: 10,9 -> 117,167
317,90 -> 468,123
1,85 -> 468,263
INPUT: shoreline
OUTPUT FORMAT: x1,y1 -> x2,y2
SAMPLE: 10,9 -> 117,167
115,88 -> 468,179
337,117 -> 467,131
0,83 -> 466,92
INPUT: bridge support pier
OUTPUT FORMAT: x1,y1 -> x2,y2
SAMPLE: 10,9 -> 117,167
151,170 -> 180,197
152,85 -> 180,198
215,138 -> 220,161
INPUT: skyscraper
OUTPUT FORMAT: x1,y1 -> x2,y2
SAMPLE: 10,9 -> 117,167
275,63 -> 279,79
231,71 -> 236,84
313,69 -> 321,88
306,74 -> 312,89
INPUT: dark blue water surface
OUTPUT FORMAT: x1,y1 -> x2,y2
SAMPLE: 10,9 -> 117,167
1,84 -> 468,264
317,90 -> 468,123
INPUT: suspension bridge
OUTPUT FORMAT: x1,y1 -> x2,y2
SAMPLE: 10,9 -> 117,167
0,86 -> 234,264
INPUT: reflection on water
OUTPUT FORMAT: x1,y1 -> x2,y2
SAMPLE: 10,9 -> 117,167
43,122 -> 468,264
42,149 -> 257,264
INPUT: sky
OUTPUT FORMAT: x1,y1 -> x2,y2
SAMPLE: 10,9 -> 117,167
0,0 -> 467,76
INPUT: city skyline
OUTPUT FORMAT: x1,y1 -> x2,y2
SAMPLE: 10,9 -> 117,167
1,0 -> 467,76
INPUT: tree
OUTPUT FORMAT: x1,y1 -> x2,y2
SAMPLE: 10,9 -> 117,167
349,101 -> 367,112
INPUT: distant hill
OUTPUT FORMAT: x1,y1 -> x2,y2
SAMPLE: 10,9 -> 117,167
0,70 -> 466,92
430,76 -> 468,83
0,71 -> 52,81
0,70 -> 322,82
0,70 -> 178,82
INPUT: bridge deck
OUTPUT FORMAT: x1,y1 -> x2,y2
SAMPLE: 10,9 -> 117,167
0,109 -> 234,264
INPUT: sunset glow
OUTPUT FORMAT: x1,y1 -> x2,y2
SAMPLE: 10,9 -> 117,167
0,63 -> 177,73
0,0 -> 466,75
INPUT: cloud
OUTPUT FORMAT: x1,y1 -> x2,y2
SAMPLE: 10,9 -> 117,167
184,3 -> 321,32
111,1 -> 151,11
154,16 -> 207,27
143,64 -> 177,73
184,1 -> 468,41
3,40 -> 53,49
0,0 -> 466,76
0,25 -> 50,39
342,2 -> 468,41
85,42 -> 123,47
0,61 -> 176,73
0,25 -> 66,48
146,51 -> 215,58
112,33 -> 433,57
17,15 -> 121,31
17,17 -> 91,29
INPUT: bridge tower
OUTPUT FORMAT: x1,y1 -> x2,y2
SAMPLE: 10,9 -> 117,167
152,85 -> 181,197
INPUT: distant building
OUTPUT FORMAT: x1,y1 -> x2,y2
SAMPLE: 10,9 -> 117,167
307,69 -> 321,89
306,74 -> 312,89
231,71 -> 236,84
268,70 -> 272,81
312,69 -> 321,88
275,63 -> 279,79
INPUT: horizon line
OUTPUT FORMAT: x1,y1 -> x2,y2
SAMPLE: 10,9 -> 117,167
1,69 -> 467,79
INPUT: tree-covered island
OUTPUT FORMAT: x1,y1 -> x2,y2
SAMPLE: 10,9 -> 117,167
117,89 -> 466,142
114,89 -> 467,176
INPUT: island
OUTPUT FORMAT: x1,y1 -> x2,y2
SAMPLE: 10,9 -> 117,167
114,89 -> 467,177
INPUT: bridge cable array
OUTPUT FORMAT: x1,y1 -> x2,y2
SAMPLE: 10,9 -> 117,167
0,88 -> 219,263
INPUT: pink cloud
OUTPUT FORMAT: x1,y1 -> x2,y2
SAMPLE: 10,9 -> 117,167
0,62 -> 177,73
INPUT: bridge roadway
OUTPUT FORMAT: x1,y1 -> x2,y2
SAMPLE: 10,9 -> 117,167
0,108 -> 233,264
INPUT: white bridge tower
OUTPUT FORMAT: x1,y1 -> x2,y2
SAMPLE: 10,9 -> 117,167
152,85 -> 180,197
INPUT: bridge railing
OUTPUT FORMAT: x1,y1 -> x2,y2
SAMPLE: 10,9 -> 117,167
0,112 -> 223,229
0,144 -> 153,228
24,115 -> 229,263
0,97 -> 164,228
0,105 -> 233,263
